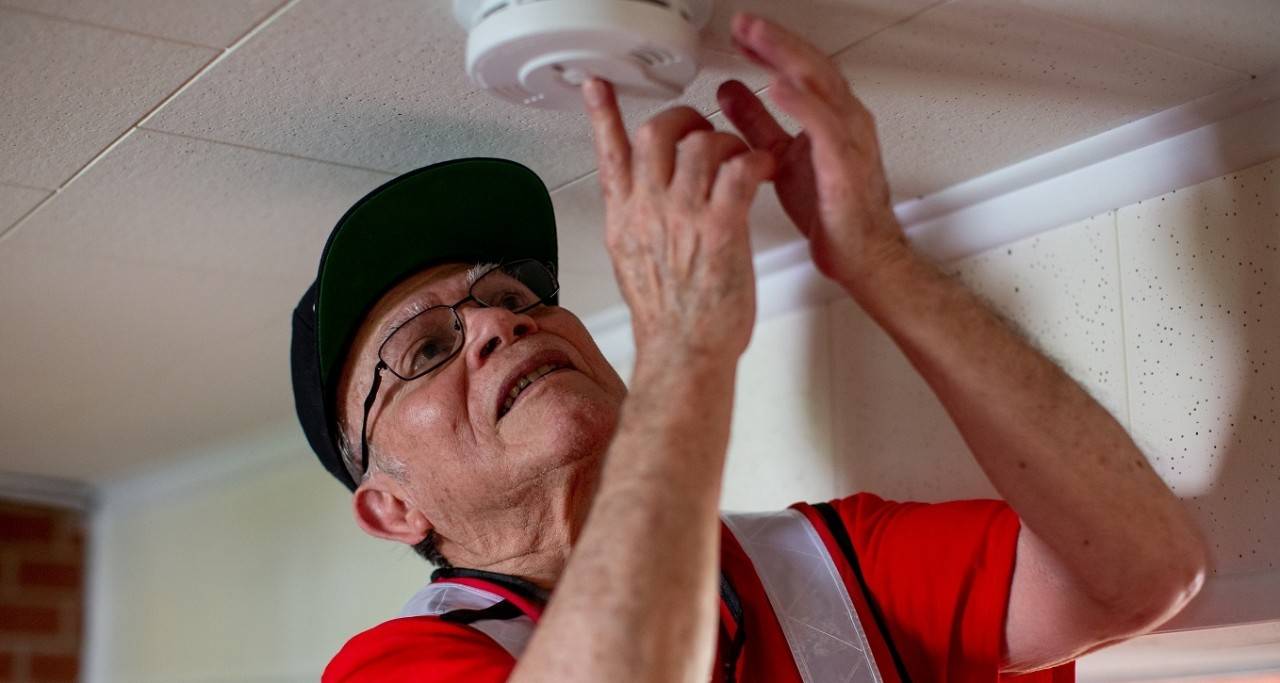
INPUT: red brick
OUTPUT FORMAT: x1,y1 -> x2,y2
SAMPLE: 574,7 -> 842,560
17,562 -> 80,590
30,653 -> 78,683
0,603 -> 59,634
0,650 -> 13,682
0,512 -> 55,544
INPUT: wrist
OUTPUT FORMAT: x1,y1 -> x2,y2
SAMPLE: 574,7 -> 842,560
632,349 -> 738,389
838,233 -> 916,299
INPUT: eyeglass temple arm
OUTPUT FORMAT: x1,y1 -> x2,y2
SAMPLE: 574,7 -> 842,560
359,362 -> 388,477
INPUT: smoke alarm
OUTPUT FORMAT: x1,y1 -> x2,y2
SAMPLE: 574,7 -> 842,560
454,0 -> 714,109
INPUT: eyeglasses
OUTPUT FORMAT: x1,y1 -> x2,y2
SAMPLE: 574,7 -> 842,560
354,259 -> 559,480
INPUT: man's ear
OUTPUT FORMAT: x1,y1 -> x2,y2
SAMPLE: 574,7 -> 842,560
352,478 -> 433,545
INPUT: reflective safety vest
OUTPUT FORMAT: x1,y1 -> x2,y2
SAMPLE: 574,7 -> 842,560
401,503 -> 910,683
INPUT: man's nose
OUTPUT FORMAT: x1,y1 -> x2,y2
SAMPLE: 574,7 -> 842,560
463,305 -> 538,365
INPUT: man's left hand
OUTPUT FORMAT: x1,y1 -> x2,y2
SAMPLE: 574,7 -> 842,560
717,13 -> 906,289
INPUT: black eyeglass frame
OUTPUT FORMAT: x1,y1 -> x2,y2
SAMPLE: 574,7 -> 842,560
353,259 -> 559,479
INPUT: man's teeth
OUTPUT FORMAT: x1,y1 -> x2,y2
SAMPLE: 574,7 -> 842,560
501,364 -> 563,416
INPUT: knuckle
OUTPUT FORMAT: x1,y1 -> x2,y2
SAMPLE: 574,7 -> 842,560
681,130 -> 715,152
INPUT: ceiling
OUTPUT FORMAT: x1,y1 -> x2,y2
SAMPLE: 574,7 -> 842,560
0,0 -> 1276,483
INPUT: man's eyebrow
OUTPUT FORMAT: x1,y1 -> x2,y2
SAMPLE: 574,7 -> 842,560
377,262 -> 499,344
465,262 -> 498,288
379,300 -> 429,345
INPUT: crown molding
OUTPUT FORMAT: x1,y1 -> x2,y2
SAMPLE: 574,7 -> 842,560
0,471 -> 95,511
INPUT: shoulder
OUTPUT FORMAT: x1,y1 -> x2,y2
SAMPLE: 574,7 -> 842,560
323,615 -> 516,683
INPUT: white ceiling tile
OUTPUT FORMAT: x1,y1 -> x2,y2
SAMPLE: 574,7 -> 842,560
0,9 -> 215,189
144,0 -> 770,191
831,0 -> 1248,200
6,129 -> 393,285
0,240 -> 294,481
703,0 -> 942,56
1018,0 -> 1280,76
0,0 -> 282,48
722,303 -> 839,511
1117,157 -> 1280,578
0,183 -> 49,233
946,212 -> 1128,424
556,268 -> 624,321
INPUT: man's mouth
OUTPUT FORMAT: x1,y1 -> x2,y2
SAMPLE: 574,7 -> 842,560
496,351 -> 577,422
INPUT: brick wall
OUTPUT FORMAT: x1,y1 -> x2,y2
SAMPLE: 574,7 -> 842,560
0,501 -> 84,683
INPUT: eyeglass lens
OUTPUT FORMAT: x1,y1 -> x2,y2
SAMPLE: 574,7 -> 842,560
378,260 -> 557,380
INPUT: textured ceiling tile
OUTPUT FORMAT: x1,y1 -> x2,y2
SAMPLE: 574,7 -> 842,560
0,0 -> 282,48
1117,157 -> 1280,578
703,0 -> 941,56
1018,0 -> 1280,76
144,0 -> 769,191
7,129 -> 393,287
556,268 -> 624,321
0,9 -> 215,189
832,0 -> 1247,200
0,240 -> 294,481
0,183 -> 49,233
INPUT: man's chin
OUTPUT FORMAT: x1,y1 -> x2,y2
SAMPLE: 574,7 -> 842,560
498,390 -> 620,453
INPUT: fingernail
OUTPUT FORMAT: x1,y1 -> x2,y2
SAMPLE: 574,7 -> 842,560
584,78 -> 605,107
732,12 -> 754,37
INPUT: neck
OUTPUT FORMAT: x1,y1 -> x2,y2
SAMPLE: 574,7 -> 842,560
442,456 -> 600,591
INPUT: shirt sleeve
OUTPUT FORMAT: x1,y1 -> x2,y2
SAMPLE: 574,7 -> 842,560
827,492 -> 1075,683
323,615 -> 516,683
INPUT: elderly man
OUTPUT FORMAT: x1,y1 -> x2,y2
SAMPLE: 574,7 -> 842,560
291,13 -> 1207,683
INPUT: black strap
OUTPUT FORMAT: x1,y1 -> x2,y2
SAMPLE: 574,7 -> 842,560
719,573 -> 746,682
811,502 -> 913,683
432,567 -> 552,605
435,566 -> 745,679
438,599 -> 524,624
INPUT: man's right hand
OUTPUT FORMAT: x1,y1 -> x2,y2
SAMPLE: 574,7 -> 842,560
583,78 -> 775,363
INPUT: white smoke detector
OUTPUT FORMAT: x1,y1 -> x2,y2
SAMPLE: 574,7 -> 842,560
454,0 -> 714,110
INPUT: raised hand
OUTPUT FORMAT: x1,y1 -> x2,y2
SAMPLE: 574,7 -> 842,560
717,13 -> 906,289
582,78 -> 775,362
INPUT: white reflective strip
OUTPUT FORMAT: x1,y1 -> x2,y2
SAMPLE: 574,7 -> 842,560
723,509 -> 883,683
400,581 -> 535,659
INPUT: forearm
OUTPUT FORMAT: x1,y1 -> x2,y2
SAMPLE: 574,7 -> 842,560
510,354 -> 736,682
845,240 -> 1208,617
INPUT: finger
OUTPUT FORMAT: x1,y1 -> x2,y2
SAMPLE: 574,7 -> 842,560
731,13 -> 849,106
583,78 -> 632,198
709,149 -> 776,218
769,77 -> 880,203
633,106 -> 714,187
671,130 -> 751,202
717,80 -> 792,155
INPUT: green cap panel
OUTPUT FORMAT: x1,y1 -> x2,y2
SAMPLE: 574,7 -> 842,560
315,158 -> 558,387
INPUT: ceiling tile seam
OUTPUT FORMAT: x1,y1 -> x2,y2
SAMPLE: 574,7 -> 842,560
222,0 -> 296,52
0,189 -> 51,237
134,127 -> 401,177
0,180 -> 54,193
1004,1 -> 1256,79
1110,209 -> 1133,432
0,0 -> 306,247
0,4 -> 222,50
546,80 -> 775,195
825,0 -> 952,63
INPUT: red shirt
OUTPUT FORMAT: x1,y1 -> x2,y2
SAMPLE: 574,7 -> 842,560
325,493 -> 1075,682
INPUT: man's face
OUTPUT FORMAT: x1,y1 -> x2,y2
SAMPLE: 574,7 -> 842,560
336,261 -> 628,544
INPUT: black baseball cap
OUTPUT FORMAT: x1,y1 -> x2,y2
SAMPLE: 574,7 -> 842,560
291,158 -> 559,491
